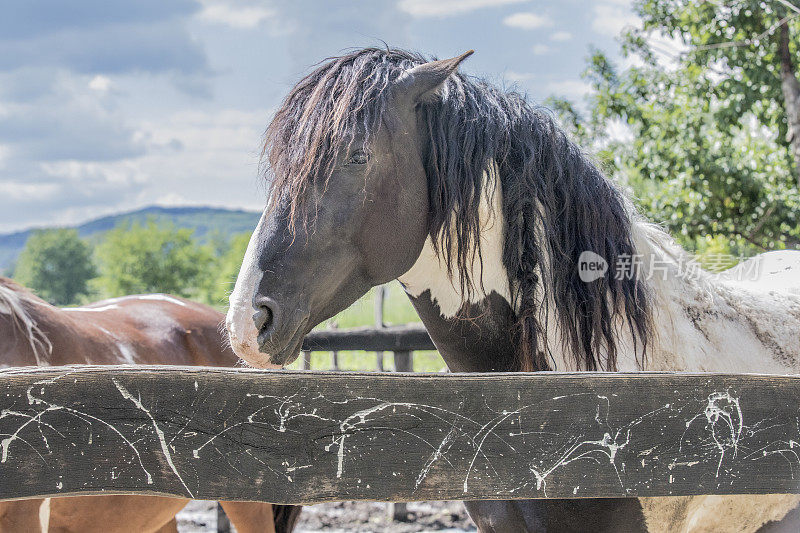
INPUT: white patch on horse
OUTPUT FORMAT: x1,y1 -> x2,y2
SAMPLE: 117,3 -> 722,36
39,498 -> 50,533
572,222 -> 800,530
94,325 -> 115,337
611,223 -> 800,375
62,304 -> 119,313
226,212 -> 281,368
721,250 -> 800,295
64,294 -> 188,313
116,343 -> 137,364
399,163 -> 511,317
135,294 -> 188,306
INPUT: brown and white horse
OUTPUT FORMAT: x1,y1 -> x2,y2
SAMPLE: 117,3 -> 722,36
0,276 -> 301,533
226,48 -> 800,532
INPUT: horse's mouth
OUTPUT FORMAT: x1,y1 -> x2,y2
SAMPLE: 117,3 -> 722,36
257,317 -> 308,366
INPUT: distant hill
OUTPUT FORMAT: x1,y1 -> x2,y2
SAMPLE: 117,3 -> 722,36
0,206 -> 261,273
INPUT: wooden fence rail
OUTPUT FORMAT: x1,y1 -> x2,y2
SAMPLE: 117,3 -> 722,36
302,324 -> 434,373
302,324 -> 434,352
1,366 -> 799,503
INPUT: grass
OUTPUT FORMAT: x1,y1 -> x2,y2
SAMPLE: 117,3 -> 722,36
284,281 -> 447,373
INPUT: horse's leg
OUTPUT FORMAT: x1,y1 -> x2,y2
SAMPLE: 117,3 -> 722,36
153,517 -> 179,533
465,498 -> 649,533
271,504 -> 303,533
218,501 -> 276,533
464,500 -> 546,532
665,494 -> 800,533
0,498 -> 46,533
48,495 -> 189,533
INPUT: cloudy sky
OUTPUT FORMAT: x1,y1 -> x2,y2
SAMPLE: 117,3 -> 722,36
0,0 -> 639,233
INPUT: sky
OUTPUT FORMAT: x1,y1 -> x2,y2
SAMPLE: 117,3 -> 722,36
0,0 -> 641,233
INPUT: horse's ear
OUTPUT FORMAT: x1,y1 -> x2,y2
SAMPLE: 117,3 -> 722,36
393,50 -> 474,105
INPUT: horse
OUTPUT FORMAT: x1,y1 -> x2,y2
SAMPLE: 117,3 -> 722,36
224,47 -> 800,532
0,276 -> 302,533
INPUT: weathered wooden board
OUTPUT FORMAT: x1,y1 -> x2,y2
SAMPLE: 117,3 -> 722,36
302,325 -> 435,352
1,366 -> 799,503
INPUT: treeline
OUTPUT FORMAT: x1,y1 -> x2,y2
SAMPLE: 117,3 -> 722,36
11,220 -> 249,308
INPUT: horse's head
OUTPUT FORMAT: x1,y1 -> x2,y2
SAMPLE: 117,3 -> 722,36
226,50 -> 473,367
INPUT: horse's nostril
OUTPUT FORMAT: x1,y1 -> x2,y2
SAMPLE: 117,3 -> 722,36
253,307 -> 272,333
252,296 -> 279,336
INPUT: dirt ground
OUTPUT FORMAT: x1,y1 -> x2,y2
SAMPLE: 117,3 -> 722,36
176,500 -> 477,532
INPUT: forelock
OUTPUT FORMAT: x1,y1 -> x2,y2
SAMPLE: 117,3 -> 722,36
262,48 -> 426,228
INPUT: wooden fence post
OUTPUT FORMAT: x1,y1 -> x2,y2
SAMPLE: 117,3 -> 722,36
375,285 -> 385,371
328,321 -> 339,370
389,501 -> 408,522
393,350 -> 412,372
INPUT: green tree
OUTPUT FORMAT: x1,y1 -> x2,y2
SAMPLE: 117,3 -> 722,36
553,0 -> 800,252
14,229 -> 97,305
205,232 -> 251,308
633,0 -> 800,185
94,220 -> 214,299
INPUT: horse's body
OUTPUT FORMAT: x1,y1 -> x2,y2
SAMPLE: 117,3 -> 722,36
225,48 -> 800,532
0,277 -> 301,533
400,186 -> 800,532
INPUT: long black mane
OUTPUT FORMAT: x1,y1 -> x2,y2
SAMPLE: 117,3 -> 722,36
263,48 -> 653,371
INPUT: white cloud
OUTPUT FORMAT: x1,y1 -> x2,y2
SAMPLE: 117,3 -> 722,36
108,108 -> 267,205
0,73 -> 145,162
550,31 -> 572,42
505,71 -> 535,82
546,79 -> 592,100
88,75 -> 112,93
0,107 -> 269,232
398,0 -> 528,18
503,12 -> 551,30
592,1 -> 638,38
0,180 -> 60,201
531,44 -> 550,55
155,192 -> 191,206
0,145 -> 9,169
196,1 -> 276,28
40,159 -> 148,188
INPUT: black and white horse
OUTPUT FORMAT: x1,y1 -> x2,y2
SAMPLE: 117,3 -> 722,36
226,48 -> 800,532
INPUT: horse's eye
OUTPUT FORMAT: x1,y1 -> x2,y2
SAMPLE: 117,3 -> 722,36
348,150 -> 369,165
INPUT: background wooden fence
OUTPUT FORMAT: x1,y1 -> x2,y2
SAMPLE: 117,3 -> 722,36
299,286 -> 435,373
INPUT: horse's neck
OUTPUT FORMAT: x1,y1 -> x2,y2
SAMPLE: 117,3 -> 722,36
610,223 -> 800,374
399,167 -> 520,371
401,185 -> 800,375
406,289 -> 520,372
399,165 -> 511,320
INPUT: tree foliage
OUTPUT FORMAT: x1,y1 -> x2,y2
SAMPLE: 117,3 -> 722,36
93,220 -> 214,299
633,0 -> 798,148
560,0 -> 800,252
14,229 -> 96,306
205,232 -> 251,307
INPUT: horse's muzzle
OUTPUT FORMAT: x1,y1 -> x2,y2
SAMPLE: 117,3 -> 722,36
252,296 -> 309,366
